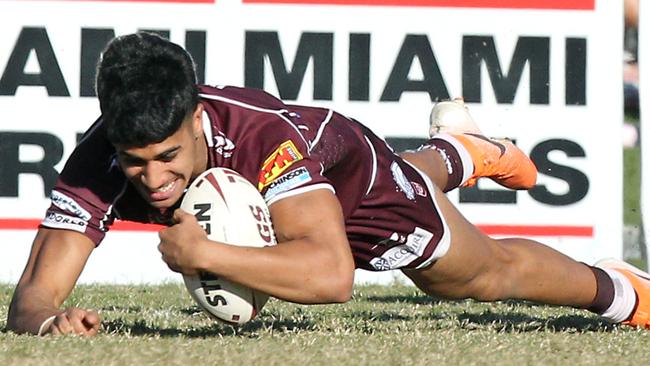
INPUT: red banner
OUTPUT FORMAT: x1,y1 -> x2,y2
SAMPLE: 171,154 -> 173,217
243,0 -> 595,10
13,0 -> 216,3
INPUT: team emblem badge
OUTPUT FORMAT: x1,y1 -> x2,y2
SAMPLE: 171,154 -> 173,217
258,140 -> 303,190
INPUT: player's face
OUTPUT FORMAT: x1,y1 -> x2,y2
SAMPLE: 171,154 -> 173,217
115,105 -> 207,209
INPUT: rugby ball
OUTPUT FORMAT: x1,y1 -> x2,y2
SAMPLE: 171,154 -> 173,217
180,167 -> 276,325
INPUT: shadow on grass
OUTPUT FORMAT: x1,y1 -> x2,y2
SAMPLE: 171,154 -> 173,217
363,294 -> 443,305
363,295 -> 614,332
100,305 -> 143,313
102,316 -> 317,338
456,310 -> 615,333
340,309 -> 444,323
180,307 -> 203,316
363,295 -> 563,308
100,295 -> 615,337
361,299 -> 616,333
102,304 -> 446,338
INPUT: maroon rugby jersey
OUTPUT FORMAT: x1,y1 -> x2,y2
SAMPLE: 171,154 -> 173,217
42,85 -> 450,271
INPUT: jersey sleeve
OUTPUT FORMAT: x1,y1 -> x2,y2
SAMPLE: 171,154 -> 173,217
228,111 -> 334,206
40,119 -> 129,245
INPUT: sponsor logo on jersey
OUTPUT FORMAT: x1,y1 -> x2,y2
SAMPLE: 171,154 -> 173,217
214,133 -> 235,158
50,190 -> 92,221
390,162 -> 415,200
410,181 -> 427,197
406,227 -> 434,255
263,166 -> 312,200
42,211 -> 88,233
370,227 -> 433,270
370,247 -> 416,271
258,140 -> 303,190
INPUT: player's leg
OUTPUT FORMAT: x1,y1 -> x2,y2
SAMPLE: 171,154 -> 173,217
398,100 -> 585,305
401,184 -> 597,307
398,100 -> 650,327
401,184 -> 650,328
398,149 -> 450,190
399,98 -> 477,191
399,99 -> 536,192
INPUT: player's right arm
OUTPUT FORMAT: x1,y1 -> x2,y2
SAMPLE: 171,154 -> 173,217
6,227 -> 101,336
7,118 -> 127,336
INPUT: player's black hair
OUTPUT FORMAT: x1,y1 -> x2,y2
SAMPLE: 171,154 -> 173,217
96,32 -> 199,147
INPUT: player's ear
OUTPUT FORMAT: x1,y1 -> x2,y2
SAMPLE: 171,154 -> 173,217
191,103 -> 204,136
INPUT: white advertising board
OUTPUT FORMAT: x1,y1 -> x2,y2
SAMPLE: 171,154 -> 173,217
0,0 -> 623,284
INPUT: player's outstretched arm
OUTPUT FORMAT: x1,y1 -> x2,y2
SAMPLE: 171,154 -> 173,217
6,228 -> 100,336
158,188 -> 355,305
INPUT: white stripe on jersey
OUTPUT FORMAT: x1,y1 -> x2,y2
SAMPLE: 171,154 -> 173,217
201,110 -> 214,147
403,159 -> 452,268
308,109 -> 333,151
199,93 -> 311,153
266,183 -> 335,207
364,136 -> 378,196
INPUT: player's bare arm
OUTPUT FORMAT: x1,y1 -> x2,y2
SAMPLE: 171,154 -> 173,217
7,228 -> 101,336
158,188 -> 355,304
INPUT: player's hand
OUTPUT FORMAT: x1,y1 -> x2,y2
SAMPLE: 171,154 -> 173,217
41,307 -> 101,337
158,209 -> 209,276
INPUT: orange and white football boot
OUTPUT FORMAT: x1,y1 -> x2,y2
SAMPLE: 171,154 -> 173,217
595,258 -> 650,328
429,99 -> 537,190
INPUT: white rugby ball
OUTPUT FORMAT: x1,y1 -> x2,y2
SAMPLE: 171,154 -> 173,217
180,167 -> 276,325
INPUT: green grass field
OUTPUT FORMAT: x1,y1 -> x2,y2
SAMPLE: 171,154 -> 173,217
624,146 -> 642,227
2,283 -> 649,365
623,113 -> 642,228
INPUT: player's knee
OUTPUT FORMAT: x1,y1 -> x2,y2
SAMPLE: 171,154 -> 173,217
325,275 -> 354,303
464,244 -> 521,302
466,274 -> 513,302
316,269 -> 354,303
404,238 -> 522,301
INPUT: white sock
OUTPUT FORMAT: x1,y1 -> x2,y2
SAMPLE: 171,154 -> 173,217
599,268 -> 637,323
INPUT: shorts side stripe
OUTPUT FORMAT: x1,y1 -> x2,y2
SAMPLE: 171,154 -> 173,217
402,160 -> 452,268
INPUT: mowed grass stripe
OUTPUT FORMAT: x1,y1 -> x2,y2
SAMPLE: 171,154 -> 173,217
1,283 -> 649,365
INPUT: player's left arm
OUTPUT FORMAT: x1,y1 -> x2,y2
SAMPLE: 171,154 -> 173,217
158,187 -> 355,304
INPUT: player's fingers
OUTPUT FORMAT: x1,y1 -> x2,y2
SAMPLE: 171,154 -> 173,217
51,313 -> 75,335
54,308 -> 101,337
158,226 -> 169,241
157,239 -> 168,256
84,324 -> 100,337
176,209 -> 200,228
67,310 -> 90,335
49,325 -> 61,336
158,230 -> 175,252
156,245 -> 173,265
164,260 -> 181,273
172,208 -> 190,223
83,309 -> 101,327
82,311 -> 101,336
68,308 -> 102,336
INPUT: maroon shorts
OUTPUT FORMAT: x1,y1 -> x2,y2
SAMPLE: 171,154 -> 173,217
345,133 -> 451,271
